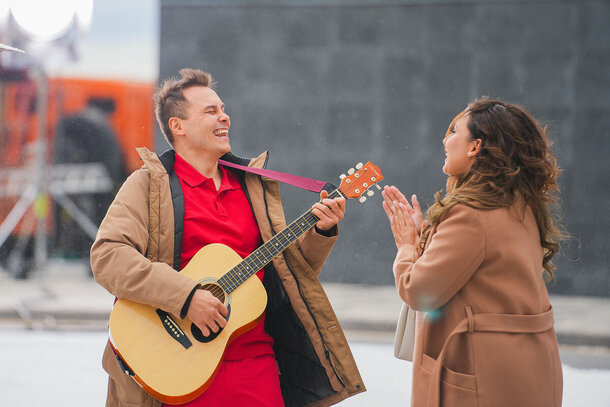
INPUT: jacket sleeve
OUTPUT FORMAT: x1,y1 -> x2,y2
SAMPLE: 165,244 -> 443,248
295,226 -> 338,276
393,204 -> 485,311
90,170 -> 199,317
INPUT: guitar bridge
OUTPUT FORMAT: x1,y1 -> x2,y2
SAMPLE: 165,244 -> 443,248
156,309 -> 193,349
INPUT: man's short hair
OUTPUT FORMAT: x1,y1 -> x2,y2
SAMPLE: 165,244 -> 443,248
153,68 -> 216,146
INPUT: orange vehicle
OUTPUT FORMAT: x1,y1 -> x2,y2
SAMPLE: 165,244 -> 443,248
1,75 -> 155,170
0,73 -> 155,276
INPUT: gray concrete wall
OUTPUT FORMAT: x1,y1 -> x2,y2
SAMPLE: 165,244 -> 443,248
158,0 -> 609,296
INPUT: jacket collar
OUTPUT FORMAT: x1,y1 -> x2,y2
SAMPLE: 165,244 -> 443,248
136,147 -> 269,174
221,151 -> 269,170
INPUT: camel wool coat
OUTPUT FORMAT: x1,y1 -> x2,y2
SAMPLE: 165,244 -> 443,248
393,202 -> 562,407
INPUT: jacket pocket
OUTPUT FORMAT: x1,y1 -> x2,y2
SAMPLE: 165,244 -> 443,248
420,353 -> 478,406
470,331 -> 562,407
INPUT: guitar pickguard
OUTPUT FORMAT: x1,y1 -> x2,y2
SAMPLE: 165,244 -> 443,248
190,304 -> 232,343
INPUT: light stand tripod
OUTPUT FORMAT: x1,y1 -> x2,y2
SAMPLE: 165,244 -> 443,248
0,64 -> 110,278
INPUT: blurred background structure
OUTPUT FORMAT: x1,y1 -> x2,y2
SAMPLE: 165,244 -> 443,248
0,0 -> 608,297
157,0 -> 609,297
0,0 -> 155,278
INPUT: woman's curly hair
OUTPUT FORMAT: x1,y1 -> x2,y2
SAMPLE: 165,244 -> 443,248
420,97 -> 564,280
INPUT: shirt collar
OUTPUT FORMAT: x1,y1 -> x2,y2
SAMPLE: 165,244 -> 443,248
174,153 -> 241,192
218,164 -> 242,193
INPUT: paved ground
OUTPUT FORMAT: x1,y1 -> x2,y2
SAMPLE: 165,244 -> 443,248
1,260 -> 610,406
1,329 -> 609,407
2,261 -> 609,344
1,260 -> 610,371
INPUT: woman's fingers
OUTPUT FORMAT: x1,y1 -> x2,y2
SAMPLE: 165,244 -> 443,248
382,190 -> 397,216
397,202 -> 414,229
385,186 -> 415,214
382,200 -> 393,220
384,186 -> 405,205
411,194 -> 421,212
383,186 -> 423,248
408,194 -> 423,233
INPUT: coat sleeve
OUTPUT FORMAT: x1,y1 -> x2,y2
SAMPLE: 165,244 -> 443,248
294,227 -> 338,277
394,204 -> 485,311
90,170 -> 199,317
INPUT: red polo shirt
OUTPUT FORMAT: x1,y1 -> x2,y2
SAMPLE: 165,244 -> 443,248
174,153 -> 274,361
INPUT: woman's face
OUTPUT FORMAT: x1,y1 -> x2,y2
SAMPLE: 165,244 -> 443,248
442,114 -> 479,176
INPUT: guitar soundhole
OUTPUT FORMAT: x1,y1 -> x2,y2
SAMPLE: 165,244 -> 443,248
191,283 -> 230,343
201,283 -> 226,303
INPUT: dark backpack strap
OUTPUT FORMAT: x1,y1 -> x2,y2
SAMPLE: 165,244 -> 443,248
158,149 -> 184,271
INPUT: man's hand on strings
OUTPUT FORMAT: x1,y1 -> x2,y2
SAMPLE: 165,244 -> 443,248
187,289 -> 229,337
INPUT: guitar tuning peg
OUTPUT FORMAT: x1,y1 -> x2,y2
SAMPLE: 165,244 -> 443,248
339,174 -> 346,180
358,196 -> 367,203
348,168 -> 355,175
367,190 -> 374,197
375,184 -> 382,190
355,162 -> 363,170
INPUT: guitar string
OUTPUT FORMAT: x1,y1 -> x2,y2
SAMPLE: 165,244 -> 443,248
220,181 -> 362,292
204,170 -> 374,295
221,205 -> 322,291
220,201 -> 321,290
222,184 -> 354,291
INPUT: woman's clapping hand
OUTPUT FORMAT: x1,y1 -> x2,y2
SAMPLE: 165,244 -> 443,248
382,186 -> 427,249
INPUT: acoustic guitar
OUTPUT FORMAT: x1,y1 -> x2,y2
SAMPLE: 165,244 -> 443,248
108,162 -> 383,404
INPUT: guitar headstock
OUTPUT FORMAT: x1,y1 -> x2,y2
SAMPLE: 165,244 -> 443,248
338,162 -> 384,202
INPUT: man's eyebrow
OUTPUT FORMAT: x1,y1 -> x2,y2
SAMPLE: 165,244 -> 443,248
204,104 -> 224,110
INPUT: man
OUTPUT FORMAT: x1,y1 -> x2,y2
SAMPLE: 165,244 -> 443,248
91,68 -> 365,407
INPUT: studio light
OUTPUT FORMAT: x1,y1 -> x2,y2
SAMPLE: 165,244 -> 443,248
9,0 -> 93,42
0,0 -> 96,277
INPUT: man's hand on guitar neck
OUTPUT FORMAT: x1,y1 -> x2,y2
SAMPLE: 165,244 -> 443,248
312,190 -> 346,232
187,289 -> 229,336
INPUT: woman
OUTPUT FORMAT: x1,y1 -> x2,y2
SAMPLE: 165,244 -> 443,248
382,98 -> 563,407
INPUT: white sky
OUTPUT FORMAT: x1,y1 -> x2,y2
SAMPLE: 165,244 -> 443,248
47,0 -> 159,82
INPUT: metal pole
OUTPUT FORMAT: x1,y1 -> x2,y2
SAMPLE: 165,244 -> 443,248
50,186 -> 99,240
0,183 -> 36,248
32,65 -> 48,274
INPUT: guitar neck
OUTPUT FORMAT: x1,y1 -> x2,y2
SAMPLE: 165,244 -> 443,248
217,188 -> 343,294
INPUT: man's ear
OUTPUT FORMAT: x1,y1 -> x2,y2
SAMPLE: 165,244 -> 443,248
168,117 -> 184,138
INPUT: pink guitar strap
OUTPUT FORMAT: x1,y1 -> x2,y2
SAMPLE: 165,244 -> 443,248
218,159 -> 331,193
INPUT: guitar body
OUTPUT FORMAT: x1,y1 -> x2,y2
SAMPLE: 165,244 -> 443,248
109,243 -> 267,404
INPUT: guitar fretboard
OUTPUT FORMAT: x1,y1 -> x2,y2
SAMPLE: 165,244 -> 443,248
217,189 -> 343,294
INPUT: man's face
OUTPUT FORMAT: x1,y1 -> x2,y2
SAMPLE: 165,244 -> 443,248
177,86 -> 231,159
